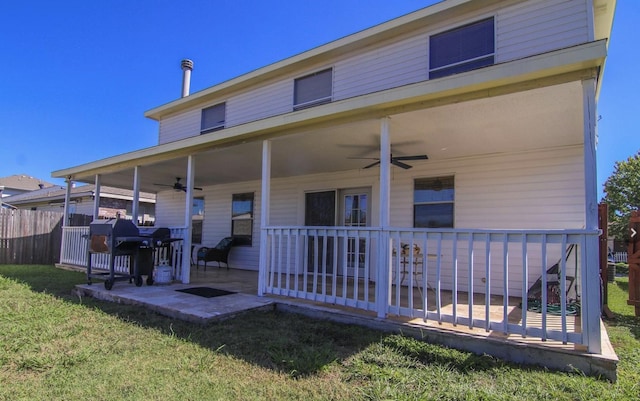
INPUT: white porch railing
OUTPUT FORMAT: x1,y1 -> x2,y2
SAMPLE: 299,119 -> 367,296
613,251 -> 627,263
60,226 -> 187,279
262,226 -> 600,348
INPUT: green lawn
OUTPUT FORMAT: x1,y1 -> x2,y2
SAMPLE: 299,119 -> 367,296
1,265 -> 638,400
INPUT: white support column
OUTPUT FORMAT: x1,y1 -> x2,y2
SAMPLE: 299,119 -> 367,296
182,155 -> 195,284
63,177 -> 73,227
132,166 -> 140,225
258,140 -> 272,297
376,117 -> 391,318
93,174 -> 101,220
60,177 -> 73,266
581,77 -> 601,354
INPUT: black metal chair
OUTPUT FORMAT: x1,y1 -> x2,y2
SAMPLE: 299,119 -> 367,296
196,237 -> 235,270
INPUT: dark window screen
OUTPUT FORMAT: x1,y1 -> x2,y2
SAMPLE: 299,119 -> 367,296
430,18 -> 494,79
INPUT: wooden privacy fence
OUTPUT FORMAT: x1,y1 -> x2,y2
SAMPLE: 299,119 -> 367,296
0,209 -> 64,264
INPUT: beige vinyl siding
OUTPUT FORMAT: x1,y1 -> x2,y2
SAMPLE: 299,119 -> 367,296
154,191 -> 187,227
496,0 -> 589,63
154,145 -> 584,293
155,182 -> 262,270
226,80 -> 292,127
156,0 -> 591,144
334,34 -> 428,100
158,109 -> 200,144
388,146 -> 584,294
388,147 -> 585,230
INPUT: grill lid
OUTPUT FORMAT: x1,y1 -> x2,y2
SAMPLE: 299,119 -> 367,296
89,219 -> 139,237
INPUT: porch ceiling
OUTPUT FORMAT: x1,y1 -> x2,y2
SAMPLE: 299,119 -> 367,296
81,80 -> 584,194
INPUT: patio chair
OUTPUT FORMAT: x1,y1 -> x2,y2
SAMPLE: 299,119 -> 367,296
526,244 -> 577,308
196,237 -> 235,270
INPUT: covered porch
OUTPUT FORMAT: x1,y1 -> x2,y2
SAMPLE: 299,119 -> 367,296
60,223 -> 602,353
54,61 -> 605,358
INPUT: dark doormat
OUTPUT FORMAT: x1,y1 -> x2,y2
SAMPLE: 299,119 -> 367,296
176,287 -> 236,298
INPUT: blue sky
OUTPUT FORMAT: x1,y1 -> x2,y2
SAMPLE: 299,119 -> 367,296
0,1 -> 636,201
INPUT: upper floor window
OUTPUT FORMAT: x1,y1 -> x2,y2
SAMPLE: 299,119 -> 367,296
429,17 -> 495,79
414,176 -> 454,228
294,68 -> 332,110
201,103 -> 226,133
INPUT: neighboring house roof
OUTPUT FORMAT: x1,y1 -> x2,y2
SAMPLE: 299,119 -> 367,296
0,174 -> 54,192
4,184 -> 156,206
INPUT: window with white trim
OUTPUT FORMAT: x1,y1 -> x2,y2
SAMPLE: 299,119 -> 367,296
429,17 -> 494,79
414,176 -> 454,228
293,68 -> 332,110
231,192 -> 254,246
192,197 -> 204,244
201,103 -> 226,133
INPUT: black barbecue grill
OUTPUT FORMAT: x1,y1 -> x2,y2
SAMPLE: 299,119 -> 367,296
86,219 -> 182,290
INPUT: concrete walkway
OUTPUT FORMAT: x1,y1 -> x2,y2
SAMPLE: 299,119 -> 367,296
73,282 -> 274,324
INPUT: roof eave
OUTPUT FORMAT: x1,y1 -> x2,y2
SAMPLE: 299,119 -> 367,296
54,40 -> 607,182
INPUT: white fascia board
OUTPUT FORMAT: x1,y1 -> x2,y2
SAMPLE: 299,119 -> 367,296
53,40 -> 606,181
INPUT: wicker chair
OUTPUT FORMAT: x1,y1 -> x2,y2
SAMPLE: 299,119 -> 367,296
196,237 -> 235,270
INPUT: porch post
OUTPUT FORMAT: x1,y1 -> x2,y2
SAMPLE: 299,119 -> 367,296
132,166 -> 140,225
63,177 -> 73,227
182,155 -> 195,284
59,177 -> 73,266
376,117 -> 391,318
258,139 -> 272,297
582,77 -> 602,354
93,174 -> 101,220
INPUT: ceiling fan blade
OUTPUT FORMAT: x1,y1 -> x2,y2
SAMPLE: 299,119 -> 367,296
363,160 -> 381,169
179,186 -> 202,192
393,155 -> 428,161
391,159 -> 413,169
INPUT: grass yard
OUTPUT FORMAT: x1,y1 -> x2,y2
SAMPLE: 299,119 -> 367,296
1,265 -> 639,400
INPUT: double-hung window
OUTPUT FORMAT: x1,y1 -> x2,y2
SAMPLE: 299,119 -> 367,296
293,68 -> 332,110
429,17 -> 495,79
231,192 -> 254,246
201,103 -> 226,133
414,176 -> 454,228
192,197 -> 205,244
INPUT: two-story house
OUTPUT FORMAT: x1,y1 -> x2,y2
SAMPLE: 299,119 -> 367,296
53,0 -> 617,374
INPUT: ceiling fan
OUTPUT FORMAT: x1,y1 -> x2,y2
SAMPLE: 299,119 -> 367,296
153,177 -> 202,192
352,154 -> 429,170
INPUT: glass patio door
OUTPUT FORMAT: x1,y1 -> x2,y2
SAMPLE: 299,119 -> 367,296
305,191 -> 336,274
340,188 -> 370,277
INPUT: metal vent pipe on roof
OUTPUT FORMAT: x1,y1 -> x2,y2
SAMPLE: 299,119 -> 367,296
181,59 -> 193,98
